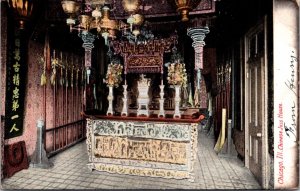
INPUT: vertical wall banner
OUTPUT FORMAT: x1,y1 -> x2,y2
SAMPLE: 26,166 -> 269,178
273,0 -> 299,188
4,28 -> 27,139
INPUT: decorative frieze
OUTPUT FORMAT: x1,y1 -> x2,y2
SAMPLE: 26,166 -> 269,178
91,157 -> 189,171
88,163 -> 190,180
93,120 -> 191,141
86,118 -> 198,181
94,136 -> 187,164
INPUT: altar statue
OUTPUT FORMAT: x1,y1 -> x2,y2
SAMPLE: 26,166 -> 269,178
137,74 -> 150,117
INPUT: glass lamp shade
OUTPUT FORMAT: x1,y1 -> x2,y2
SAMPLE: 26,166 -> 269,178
102,6 -> 110,20
122,0 -> 140,13
132,13 -> 144,25
132,29 -> 140,36
174,0 -> 201,21
61,0 -> 80,16
102,31 -> 109,45
92,7 -> 102,18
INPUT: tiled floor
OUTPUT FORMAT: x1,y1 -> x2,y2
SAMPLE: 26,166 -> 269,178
1,131 -> 261,189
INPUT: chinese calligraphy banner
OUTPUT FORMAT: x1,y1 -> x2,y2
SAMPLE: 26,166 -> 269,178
4,29 -> 27,139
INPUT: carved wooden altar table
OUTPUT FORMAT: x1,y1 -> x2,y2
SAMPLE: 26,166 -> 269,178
85,114 -> 202,182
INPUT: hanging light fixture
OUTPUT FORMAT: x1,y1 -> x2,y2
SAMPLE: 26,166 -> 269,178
61,0 -> 120,46
122,0 -> 142,32
173,0 -> 201,22
8,0 -> 36,29
61,0 -> 80,28
122,0 -> 140,13
61,0 -> 153,45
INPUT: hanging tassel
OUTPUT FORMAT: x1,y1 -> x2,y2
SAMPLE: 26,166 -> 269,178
40,56 -> 47,86
44,30 -> 51,71
60,66 -> 64,86
59,52 -> 64,86
40,72 -> 47,86
65,67 -> 69,88
71,66 -> 74,88
76,68 -> 79,87
50,68 -> 56,85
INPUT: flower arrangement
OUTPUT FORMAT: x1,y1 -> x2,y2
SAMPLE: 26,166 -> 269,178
105,63 -> 123,87
167,62 -> 187,87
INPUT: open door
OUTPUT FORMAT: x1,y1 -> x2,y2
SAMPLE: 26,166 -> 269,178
244,17 -> 269,188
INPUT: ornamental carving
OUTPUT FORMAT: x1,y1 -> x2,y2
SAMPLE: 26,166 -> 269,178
93,120 -> 190,141
127,55 -> 162,73
91,163 -> 189,180
112,36 -> 177,73
86,118 -> 198,181
94,136 -> 187,164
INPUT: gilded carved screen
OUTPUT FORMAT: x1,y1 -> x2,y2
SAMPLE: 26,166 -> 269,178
112,36 -> 177,74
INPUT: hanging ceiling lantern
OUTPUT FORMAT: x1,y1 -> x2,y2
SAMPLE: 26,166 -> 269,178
101,6 -> 118,30
8,0 -> 36,29
61,0 -> 80,27
174,0 -> 201,22
122,0 -> 140,13
61,0 -> 80,16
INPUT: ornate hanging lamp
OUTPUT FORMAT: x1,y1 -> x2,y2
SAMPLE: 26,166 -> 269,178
173,0 -> 201,22
122,0 -> 140,13
8,0 -> 36,29
122,0 -> 141,31
61,0 -> 80,29
100,6 -> 118,45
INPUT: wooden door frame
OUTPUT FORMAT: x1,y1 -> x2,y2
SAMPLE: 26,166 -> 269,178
244,16 -> 269,189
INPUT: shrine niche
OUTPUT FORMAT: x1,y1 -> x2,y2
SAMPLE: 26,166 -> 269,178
110,35 -> 178,117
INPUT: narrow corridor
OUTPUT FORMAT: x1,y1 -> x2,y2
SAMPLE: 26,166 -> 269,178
1,131 -> 261,189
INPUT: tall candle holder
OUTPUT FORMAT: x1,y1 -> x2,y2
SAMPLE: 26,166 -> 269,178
158,84 -> 165,118
173,85 -> 181,119
106,85 -> 114,116
121,80 -> 128,116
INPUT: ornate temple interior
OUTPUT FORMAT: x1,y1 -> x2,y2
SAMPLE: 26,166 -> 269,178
0,0 -> 299,189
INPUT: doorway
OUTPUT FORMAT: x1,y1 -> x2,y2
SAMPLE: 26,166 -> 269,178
244,17 -> 269,188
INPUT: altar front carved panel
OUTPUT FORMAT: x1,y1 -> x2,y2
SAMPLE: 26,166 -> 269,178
86,118 -> 198,181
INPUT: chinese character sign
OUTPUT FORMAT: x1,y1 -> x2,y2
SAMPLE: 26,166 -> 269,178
5,29 -> 27,139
